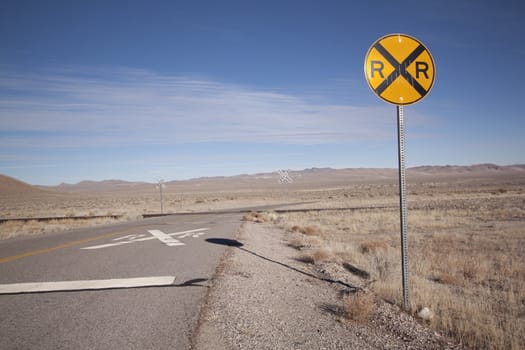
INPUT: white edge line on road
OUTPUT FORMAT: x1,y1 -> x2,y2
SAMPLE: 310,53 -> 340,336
0,276 -> 176,294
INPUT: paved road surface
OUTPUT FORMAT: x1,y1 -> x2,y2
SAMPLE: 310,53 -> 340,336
0,212 -> 241,349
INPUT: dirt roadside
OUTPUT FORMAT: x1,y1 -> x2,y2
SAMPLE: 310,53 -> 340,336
192,222 -> 463,350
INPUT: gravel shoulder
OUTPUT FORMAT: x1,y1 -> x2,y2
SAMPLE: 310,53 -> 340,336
193,222 -> 462,350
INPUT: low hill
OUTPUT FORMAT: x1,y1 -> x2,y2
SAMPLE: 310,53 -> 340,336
0,174 -> 49,196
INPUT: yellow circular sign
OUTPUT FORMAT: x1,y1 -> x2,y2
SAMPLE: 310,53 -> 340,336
364,34 -> 435,105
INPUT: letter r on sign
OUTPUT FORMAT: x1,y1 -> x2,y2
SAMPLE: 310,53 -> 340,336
415,61 -> 429,79
370,60 -> 384,78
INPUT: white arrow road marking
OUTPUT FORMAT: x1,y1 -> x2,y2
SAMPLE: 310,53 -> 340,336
148,229 -> 185,247
0,276 -> 176,294
81,228 -> 209,250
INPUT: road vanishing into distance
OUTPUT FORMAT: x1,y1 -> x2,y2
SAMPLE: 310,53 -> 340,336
0,211 -> 243,349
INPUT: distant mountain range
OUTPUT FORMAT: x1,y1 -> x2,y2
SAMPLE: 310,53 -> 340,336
410,163 -> 525,173
52,179 -> 151,193
1,164 -> 524,195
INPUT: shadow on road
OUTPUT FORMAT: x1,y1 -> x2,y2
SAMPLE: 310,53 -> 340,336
205,238 -> 244,247
205,238 -> 359,292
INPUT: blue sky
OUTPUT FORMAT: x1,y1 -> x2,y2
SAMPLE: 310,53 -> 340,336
1,0 -> 524,185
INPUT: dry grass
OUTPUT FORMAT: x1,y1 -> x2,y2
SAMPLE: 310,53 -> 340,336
312,248 -> 334,263
295,248 -> 334,265
342,292 -> 376,321
287,237 -> 307,250
295,254 -> 315,264
290,225 -> 322,236
359,239 -> 389,254
0,217 -> 134,240
277,180 -> 525,350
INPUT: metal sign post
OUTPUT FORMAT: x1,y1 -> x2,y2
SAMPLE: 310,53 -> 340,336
397,105 -> 410,311
157,180 -> 166,214
364,33 -> 435,312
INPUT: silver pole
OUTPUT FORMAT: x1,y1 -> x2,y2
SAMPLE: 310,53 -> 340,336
158,180 -> 164,214
397,105 -> 410,312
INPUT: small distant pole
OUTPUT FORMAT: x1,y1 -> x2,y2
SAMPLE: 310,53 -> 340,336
156,180 -> 166,214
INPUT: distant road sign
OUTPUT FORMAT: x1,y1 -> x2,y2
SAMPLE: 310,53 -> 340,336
277,169 -> 293,184
364,34 -> 435,105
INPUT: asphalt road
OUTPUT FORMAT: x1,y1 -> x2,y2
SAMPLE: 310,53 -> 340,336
0,212 -> 242,349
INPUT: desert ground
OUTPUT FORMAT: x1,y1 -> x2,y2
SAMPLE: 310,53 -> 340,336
1,164 -> 524,349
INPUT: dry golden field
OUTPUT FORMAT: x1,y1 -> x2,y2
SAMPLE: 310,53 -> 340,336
1,166 -> 524,349
275,176 -> 525,349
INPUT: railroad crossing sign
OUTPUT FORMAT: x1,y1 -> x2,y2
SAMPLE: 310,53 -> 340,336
364,33 -> 435,105
363,33 -> 436,312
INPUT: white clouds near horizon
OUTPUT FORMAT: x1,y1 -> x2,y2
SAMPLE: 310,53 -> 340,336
0,66 -> 403,149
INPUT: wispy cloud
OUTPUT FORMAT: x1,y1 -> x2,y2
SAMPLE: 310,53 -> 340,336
0,66 -> 399,149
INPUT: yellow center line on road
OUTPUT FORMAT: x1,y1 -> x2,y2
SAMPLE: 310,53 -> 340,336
0,228 -> 142,264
